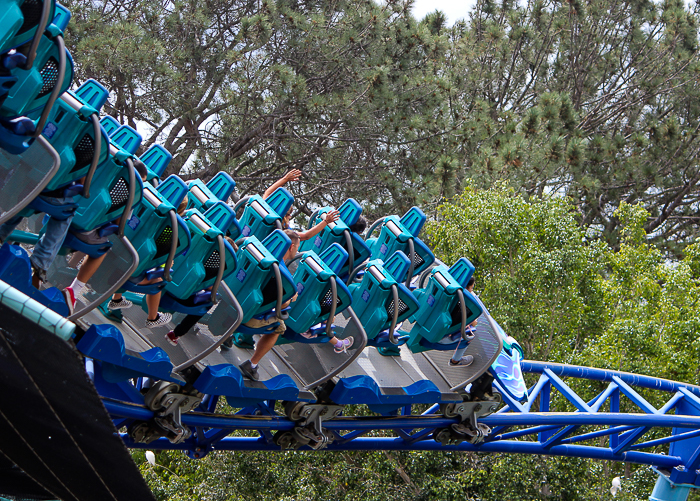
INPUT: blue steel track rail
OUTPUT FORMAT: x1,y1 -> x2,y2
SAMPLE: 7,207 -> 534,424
110,360 -> 700,484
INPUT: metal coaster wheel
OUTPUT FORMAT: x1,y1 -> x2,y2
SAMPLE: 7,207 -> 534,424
144,381 -> 180,411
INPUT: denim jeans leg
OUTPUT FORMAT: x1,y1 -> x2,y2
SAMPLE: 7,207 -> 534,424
29,196 -> 74,274
0,215 -> 23,242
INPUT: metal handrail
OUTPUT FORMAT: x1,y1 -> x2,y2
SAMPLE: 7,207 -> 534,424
163,210 -> 179,282
32,35 -> 66,138
81,113 -> 102,199
24,0 -> 52,69
209,234 -> 226,305
117,159 -> 136,237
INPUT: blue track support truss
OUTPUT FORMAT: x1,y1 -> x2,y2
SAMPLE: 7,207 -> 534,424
108,359 -> 700,490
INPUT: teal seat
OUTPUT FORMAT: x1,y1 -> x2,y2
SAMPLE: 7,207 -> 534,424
283,244 -> 353,336
236,187 -> 293,241
156,174 -> 188,207
99,115 -> 119,135
203,201 -> 241,239
366,206 -> 435,285
0,0 -> 56,55
0,4 -> 73,121
299,199 -> 371,280
12,79 -> 111,222
187,179 -> 219,212
160,208 -> 238,313
37,78 -> 110,195
123,181 -> 191,281
407,258 -> 483,354
349,251 -> 420,354
140,143 -> 171,184
109,123 -> 141,155
206,171 -> 236,201
225,230 -> 296,324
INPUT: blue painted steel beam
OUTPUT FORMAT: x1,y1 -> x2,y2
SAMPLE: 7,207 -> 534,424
522,361 -> 700,397
124,436 -> 684,467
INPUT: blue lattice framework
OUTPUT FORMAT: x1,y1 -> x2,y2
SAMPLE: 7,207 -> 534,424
109,360 -> 700,477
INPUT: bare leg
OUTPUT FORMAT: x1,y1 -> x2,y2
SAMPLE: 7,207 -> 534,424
145,291 -> 162,321
250,333 -> 279,365
77,253 -> 106,283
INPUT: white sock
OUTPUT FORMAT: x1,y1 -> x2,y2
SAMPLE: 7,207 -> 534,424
70,278 -> 86,295
251,362 -> 258,369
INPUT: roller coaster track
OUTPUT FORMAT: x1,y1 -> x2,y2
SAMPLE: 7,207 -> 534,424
110,360 -> 700,500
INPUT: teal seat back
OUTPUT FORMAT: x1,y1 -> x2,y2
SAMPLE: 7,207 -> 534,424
366,207 -> 435,282
338,198 -> 362,226
124,184 -> 191,278
39,79 -> 110,192
164,208 -> 237,299
109,124 -> 141,155
156,174 -> 188,207
71,155 -> 144,232
1,9 -> 73,120
0,0 -> 56,54
140,144 -> 171,183
407,262 -> 482,350
239,194 -> 284,241
286,244 -> 353,333
264,187 -> 293,218
349,252 -> 420,339
225,230 -> 296,323
99,115 -> 119,135
187,179 -> 218,212
203,201 -> 241,240
299,204 -> 371,278
206,171 -> 236,201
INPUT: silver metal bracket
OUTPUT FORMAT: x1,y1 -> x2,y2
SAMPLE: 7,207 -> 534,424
130,381 -> 203,444
436,392 -> 501,446
276,403 -> 344,450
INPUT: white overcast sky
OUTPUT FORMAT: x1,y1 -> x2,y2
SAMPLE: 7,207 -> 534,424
411,0 -> 477,25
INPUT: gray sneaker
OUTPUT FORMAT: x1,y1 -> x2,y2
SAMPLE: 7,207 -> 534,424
449,355 -> 474,367
239,360 -> 259,381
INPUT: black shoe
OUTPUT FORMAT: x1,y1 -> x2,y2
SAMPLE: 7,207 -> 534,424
239,360 -> 259,381
221,338 -> 233,349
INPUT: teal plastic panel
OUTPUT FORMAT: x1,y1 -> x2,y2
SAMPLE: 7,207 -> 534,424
239,195 -> 283,242
0,0 -> 56,54
260,229 -> 290,262
319,242 -> 349,275
285,248 -> 352,333
366,208 -> 435,280
51,2 -> 70,30
72,79 -> 109,111
99,115 -> 120,135
338,198 -> 362,226
123,184 -> 191,279
156,174 -> 188,207
164,208 -> 237,300
206,171 -> 236,201
225,232 -> 295,323
448,257 -> 475,289
38,91 -> 109,192
203,201 -> 241,239
264,187 -> 294,218
1,34 -> 74,119
348,252 -> 420,339
139,144 -> 171,179
110,124 -> 141,154
399,206 -> 426,237
187,179 -> 218,212
407,264 -> 482,353
299,204 -> 371,278
71,153 -> 144,232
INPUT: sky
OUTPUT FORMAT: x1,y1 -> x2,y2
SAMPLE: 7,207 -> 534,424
411,0 -> 477,25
